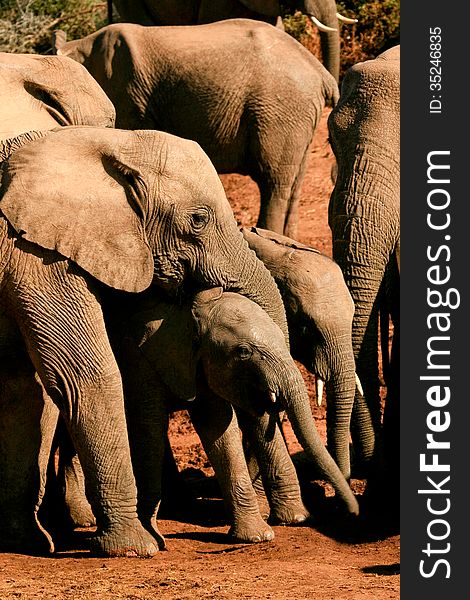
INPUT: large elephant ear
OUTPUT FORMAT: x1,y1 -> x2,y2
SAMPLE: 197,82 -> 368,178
242,226 -> 321,255
239,0 -> 279,17
0,126 -> 154,293
130,300 -> 200,402
191,287 -> 224,336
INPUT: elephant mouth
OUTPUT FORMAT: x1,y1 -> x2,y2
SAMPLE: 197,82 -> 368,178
237,387 -> 280,418
152,255 -> 187,294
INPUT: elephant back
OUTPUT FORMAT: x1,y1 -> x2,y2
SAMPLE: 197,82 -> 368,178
0,53 -> 115,141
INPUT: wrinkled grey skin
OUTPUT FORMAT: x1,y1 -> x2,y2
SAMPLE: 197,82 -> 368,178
0,126 -> 288,557
108,0 -> 351,82
106,286 -> 358,546
241,227 -> 356,480
327,46 -> 400,485
0,52 -> 115,157
54,20 -> 339,238
0,53 -> 109,554
2,287 -> 358,550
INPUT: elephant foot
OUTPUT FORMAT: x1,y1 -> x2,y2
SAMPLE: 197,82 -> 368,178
89,519 -> 160,557
229,515 -> 274,544
268,500 -> 310,526
68,501 -> 96,528
255,492 -> 271,520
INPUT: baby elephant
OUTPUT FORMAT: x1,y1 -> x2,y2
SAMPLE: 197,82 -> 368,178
106,287 -> 359,545
242,227 -> 359,481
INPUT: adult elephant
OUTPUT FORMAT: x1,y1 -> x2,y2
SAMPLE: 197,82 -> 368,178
0,52 -> 115,155
327,46 -> 400,492
107,1 -> 358,82
241,227 -> 358,481
53,20 -> 339,239
0,125 -> 288,557
1,52 -> 110,554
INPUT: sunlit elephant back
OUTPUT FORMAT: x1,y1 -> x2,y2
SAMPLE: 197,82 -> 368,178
108,0 -> 358,82
0,52 -> 115,160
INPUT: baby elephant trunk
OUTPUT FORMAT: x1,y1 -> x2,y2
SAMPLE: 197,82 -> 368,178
280,369 -> 359,516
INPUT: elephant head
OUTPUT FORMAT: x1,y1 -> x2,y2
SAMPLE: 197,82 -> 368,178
328,46 -> 400,479
189,288 -> 359,515
0,52 -> 115,145
0,126 -> 288,341
241,226 -> 357,480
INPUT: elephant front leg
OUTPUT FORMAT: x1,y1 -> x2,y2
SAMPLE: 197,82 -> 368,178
237,411 -> 309,526
189,393 -> 274,543
121,359 -> 169,551
12,271 -> 160,557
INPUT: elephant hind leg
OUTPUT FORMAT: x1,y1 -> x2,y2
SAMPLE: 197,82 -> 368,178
283,150 -> 310,239
0,364 -> 58,554
254,145 -> 310,240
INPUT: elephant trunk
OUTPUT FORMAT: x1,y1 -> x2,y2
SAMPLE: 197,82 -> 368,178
323,344 -> 356,481
329,148 -> 400,469
304,0 -> 340,82
223,234 -> 290,346
280,367 -> 359,515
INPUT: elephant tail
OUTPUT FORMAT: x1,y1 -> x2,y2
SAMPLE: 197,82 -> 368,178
323,70 -> 340,108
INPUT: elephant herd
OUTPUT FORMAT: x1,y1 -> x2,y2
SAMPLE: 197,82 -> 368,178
0,1 -> 400,559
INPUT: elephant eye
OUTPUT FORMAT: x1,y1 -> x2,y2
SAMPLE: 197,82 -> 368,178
190,209 -> 210,231
235,344 -> 253,360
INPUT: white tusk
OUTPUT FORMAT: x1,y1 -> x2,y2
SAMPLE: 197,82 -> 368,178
315,378 -> 324,407
336,12 -> 358,24
269,391 -> 277,404
309,15 -> 337,33
355,373 -> 364,397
